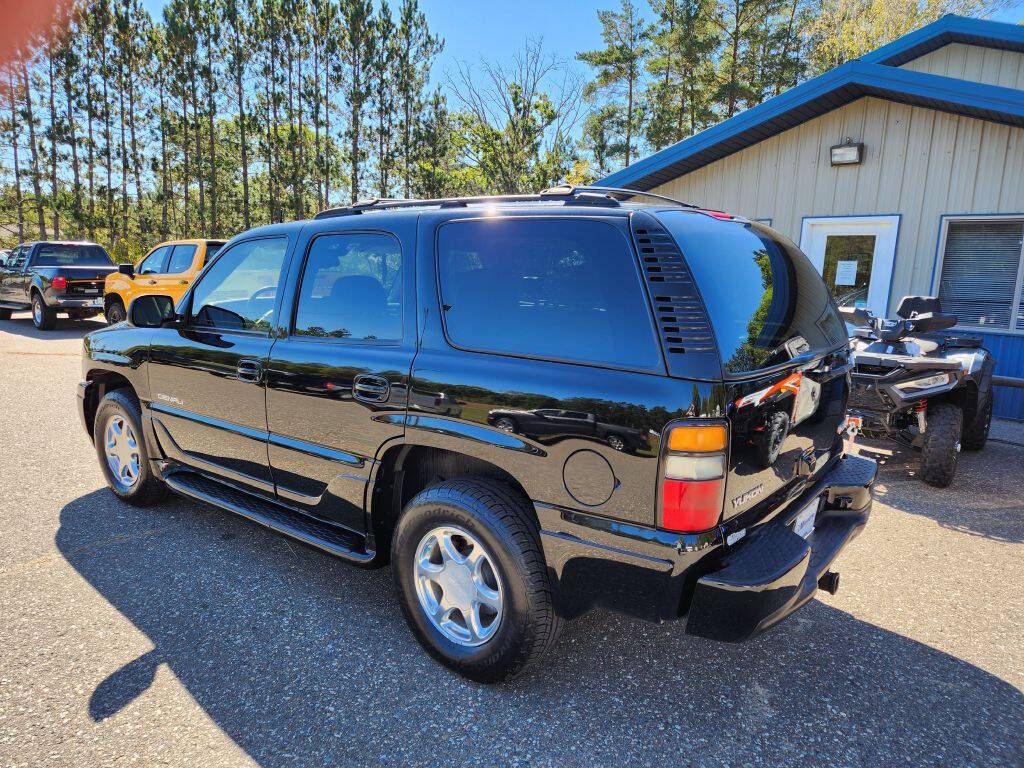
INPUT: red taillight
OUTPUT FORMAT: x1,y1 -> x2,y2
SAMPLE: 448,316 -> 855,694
661,478 -> 725,532
658,422 -> 728,533
51,276 -> 67,291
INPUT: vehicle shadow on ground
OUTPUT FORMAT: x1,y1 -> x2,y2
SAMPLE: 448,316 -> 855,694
852,438 -> 1024,544
57,489 -> 1023,767
0,312 -> 106,340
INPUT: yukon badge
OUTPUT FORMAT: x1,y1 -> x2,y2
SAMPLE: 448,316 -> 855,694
731,483 -> 764,509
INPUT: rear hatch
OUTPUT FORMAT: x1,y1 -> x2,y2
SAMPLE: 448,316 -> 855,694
648,210 -> 851,523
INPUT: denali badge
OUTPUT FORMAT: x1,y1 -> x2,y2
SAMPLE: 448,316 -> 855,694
731,483 -> 764,509
156,393 -> 184,406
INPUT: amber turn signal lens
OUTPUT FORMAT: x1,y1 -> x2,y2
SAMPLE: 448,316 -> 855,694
667,424 -> 727,453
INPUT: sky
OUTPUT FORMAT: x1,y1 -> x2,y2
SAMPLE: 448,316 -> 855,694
138,0 -> 1024,90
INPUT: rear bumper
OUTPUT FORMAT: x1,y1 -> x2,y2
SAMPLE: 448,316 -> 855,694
50,295 -> 104,310
685,454 -> 876,641
536,453 -> 876,635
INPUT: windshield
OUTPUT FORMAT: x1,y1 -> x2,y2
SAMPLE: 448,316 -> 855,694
657,211 -> 847,374
32,244 -> 113,267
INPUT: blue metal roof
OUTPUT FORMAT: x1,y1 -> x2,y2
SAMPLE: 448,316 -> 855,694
599,15 -> 1024,191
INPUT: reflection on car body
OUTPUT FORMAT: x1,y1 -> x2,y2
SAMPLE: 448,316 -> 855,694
485,407 -> 650,453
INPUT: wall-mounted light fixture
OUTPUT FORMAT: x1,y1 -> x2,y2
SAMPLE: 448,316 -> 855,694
830,137 -> 864,166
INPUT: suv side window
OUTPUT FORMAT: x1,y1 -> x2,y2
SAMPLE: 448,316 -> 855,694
166,244 -> 198,274
138,246 -> 171,275
293,232 -> 402,341
189,237 -> 289,333
437,218 -> 661,370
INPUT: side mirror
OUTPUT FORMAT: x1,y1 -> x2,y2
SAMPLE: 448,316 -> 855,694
129,294 -> 177,328
838,305 -> 872,326
118,263 -> 135,278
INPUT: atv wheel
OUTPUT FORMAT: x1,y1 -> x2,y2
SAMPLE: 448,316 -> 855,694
919,403 -> 962,488
755,411 -> 790,468
961,395 -> 992,451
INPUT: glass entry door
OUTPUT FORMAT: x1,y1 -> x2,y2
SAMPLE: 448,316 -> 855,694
799,215 -> 900,317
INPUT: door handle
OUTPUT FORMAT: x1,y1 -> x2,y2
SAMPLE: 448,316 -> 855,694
144,279 -> 157,285
237,359 -> 264,383
353,375 -> 390,403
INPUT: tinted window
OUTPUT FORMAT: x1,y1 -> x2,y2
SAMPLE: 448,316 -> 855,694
437,218 -> 660,369
33,244 -> 112,267
138,246 -> 170,275
294,233 -> 402,341
166,244 -> 197,274
658,211 -> 846,373
203,242 -> 223,266
190,237 -> 288,333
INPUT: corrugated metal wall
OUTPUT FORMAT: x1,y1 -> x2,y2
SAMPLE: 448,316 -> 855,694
978,332 -> 1024,419
647,85 -> 1024,419
901,43 -> 1024,88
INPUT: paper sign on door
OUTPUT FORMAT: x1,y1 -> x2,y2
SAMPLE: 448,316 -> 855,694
834,260 -> 858,286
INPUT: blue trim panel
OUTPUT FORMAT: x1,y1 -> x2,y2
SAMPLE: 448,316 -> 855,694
862,14 -> 1024,67
599,39 -> 1024,192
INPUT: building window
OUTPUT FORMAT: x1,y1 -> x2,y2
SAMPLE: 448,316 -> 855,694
937,218 -> 1024,332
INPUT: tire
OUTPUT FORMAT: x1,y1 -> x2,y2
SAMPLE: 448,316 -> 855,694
607,434 -> 626,451
961,395 -> 992,451
391,478 -> 561,682
919,402 -> 963,488
31,292 -> 56,330
105,298 -> 126,325
94,389 -> 167,506
0,308 -> 11,320
755,411 -> 790,468
494,417 -> 517,433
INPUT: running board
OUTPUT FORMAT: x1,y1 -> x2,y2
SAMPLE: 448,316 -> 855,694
164,471 -> 375,564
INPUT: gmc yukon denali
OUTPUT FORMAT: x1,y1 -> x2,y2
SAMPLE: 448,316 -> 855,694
77,187 -> 876,681
0,241 -> 116,329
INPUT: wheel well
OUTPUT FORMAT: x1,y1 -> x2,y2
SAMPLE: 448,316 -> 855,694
104,293 -> 125,311
83,370 -> 136,436
931,380 -> 978,424
370,444 -> 535,561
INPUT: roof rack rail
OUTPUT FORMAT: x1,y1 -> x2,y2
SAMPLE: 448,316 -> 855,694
312,185 -> 695,220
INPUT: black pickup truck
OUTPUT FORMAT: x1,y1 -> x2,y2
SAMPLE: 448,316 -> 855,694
0,241 -> 116,329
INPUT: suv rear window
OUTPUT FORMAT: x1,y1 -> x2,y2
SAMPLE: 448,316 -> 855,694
33,244 -> 112,267
437,218 -> 661,370
658,211 -> 846,373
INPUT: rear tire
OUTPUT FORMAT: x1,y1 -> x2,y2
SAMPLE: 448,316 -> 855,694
391,477 -> 561,682
919,403 -> 962,488
105,298 -> 126,325
94,390 -> 167,506
756,411 -> 790,468
961,395 -> 992,451
31,292 -> 56,330
0,308 -> 11,320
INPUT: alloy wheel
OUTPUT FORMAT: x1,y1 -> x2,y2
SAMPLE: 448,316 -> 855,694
104,415 -> 141,490
413,525 -> 504,647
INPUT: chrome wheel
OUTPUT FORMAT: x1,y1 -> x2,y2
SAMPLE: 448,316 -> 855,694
495,418 -> 516,433
608,434 -> 625,451
413,525 -> 504,647
104,415 -> 141,489
32,297 -> 42,324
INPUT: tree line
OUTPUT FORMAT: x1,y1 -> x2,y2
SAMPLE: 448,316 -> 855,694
0,0 -> 1004,259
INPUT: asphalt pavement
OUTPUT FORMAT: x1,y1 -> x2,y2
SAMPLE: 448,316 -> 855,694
0,311 -> 1022,768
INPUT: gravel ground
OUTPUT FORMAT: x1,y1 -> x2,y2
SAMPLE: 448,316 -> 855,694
0,312 -> 1022,768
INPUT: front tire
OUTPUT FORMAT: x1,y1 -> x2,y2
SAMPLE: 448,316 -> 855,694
94,390 -> 167,506
391,478 -> 561,682
31,292 -> 56,330
105,298 -> 126,325
920,403 -> 962,487
961,395 -> 992,451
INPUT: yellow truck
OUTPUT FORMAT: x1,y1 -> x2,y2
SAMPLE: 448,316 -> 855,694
103,239 -> 225,323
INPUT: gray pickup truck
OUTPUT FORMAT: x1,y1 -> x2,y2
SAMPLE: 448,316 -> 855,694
0,241 -> 117,330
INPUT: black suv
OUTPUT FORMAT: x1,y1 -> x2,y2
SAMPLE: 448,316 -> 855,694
77,187 -> 875,681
